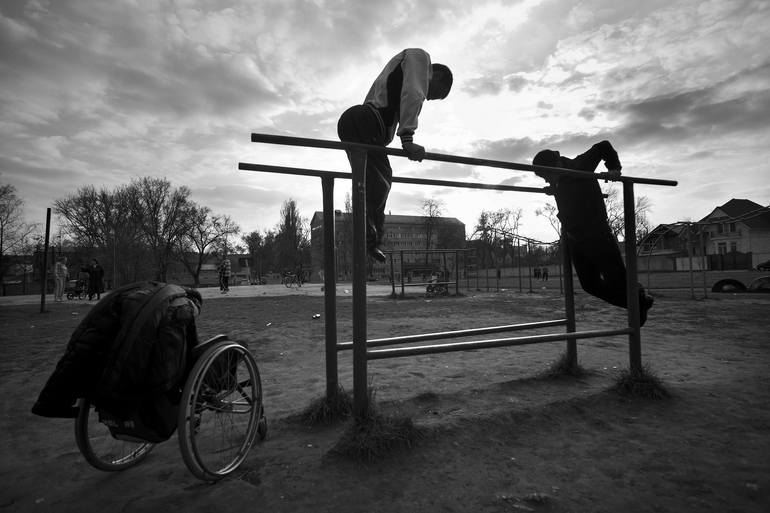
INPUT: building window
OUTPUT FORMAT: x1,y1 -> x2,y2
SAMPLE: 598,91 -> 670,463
717,242 -> 727,254
730,242 -> 737,253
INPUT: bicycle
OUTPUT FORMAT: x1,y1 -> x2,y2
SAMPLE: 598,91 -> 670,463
282,272 -> 303,288
74,335 -> 267,481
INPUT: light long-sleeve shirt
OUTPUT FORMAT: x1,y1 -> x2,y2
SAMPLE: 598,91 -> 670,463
364,48 -> 432,147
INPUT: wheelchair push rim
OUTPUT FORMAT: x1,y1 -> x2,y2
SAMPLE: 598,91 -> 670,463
178,339 -> 263,481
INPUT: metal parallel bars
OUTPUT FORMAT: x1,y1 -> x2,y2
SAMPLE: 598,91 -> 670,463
336,319 -> 569,351
240,133 -> 678,417
366,328 -> 633,360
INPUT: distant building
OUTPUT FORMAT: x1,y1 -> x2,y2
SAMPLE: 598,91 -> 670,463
309,210 -> 466,280
639,198 -> 770,271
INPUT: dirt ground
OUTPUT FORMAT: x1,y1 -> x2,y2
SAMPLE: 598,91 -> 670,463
1,285 -> 768,513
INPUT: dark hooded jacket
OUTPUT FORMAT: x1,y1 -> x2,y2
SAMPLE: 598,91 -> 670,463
32,281 -> 202,419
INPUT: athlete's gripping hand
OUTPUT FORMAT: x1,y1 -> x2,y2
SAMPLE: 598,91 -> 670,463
403,142 -> 426,162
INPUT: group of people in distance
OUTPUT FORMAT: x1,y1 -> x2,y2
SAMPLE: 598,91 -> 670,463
338,48 -> 654,325
53,257 -> 104,302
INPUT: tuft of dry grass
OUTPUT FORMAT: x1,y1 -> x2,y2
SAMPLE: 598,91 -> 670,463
298,386 -> 353,425
330,385 -> 424,462
331,409 -> 424,463
610,363 -> 670,400
539,351 -> 589,379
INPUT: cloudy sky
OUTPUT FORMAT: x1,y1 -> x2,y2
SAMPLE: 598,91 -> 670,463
2,0 -> 769,243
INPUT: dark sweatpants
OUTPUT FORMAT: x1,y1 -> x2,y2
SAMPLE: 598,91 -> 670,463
549,143 -> 629,308
337,104 -> 392,250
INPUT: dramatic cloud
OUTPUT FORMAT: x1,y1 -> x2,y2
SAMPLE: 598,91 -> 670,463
1,0 -> 768,242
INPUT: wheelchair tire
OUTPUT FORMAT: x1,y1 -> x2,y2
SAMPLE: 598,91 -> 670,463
178,339 -> 263,481
74,398 -> 155,471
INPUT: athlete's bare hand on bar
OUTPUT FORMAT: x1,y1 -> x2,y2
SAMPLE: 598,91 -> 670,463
403,142 -> 425,162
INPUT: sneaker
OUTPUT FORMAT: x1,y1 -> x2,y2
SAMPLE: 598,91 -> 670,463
369,247 -> 387,263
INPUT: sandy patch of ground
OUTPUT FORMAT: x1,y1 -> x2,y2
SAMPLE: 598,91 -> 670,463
1,286 -> 768,512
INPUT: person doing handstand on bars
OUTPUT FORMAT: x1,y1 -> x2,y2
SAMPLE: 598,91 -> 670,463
532,140 -> 654,326
337,48 -> 453,262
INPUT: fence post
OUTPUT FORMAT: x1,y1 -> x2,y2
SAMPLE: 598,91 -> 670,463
350,149 -> 369,418
687,223 -> 695,299
40,208 -> 51,313
455,250 -> 459,295
700,230 -> 708,298
527,242 -> 533,293
321,177 -> 338,400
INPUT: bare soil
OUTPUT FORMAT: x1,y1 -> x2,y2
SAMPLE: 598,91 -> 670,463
1,286 -> 768,513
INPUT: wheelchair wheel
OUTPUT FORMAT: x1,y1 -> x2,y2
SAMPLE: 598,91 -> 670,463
74,398 -> 155,471
178,340 -> 263,481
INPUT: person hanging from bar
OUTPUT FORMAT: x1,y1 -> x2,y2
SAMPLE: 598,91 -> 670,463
532,140 -> 655,325
337,48 -> 453,262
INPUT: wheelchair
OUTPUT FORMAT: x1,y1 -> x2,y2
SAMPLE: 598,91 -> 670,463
73,335 -> 267,481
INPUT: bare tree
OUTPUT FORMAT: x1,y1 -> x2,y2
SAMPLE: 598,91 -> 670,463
177,206 -> 240,287
0,184 -> 37,281
604,187 -> 652,242
127,177 -> 195,281
535,203 -> 561,239
471,208 -> 523,267
275,199 -> 309,272
422,198 -> 444,263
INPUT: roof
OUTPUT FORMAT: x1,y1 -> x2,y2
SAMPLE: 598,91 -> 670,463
700,198 -> 770,231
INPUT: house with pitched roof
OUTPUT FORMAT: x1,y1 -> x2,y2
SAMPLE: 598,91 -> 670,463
639,199 -> 770,271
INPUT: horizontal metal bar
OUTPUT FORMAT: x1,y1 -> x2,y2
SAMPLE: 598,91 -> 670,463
393,175 -> 544,193
365,327 -> 633,360
239,162 -> 348,181
239,162 -> 547,193
337,319 -> 569,351
249,133 -> 678,187
395,280 -> 454,287
387,248 -> 473,254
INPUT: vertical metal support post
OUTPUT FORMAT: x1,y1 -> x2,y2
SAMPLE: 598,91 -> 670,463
687,222 -> 695,299
454,250 -> 459,295
350,149 -> 369,417
321,177 -> 338,399
40,208 -> 51,313
527,242 -> 533,293
515,241 -> 521,293
561,233 -> 577,367
400,250 -> 405,297
558,241 -> 564,295
390,253 -> 396,297
700,230 -> 708,298
623,180 -> 642,372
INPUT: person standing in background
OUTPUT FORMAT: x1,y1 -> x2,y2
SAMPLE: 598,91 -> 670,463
219,254 -> 231,294
86,258 -> 104,300
54,257 -> 68,302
